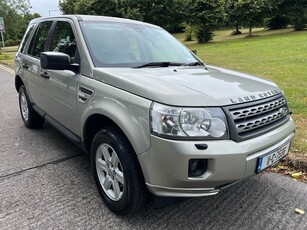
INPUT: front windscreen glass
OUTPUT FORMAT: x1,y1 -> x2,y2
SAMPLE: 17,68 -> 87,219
80,21 -> 199,67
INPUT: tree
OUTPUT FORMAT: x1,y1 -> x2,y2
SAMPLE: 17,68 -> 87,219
225,0 -> 245,34
263,0 -> 289,30
225,0 -> 271,37
7,0 -> 30,14
60,0 -> 186,32
281,0 -> 307,30
80,0 -> 122,16
186,0 -> 225,43
60,0 -> 122,16
0,0 -> 35,43
120,0 -> 185,32
243,0 -> 270,36
59,0 -> 77,14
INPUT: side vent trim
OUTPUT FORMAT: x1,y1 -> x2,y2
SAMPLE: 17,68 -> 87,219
78,86 -> 94,103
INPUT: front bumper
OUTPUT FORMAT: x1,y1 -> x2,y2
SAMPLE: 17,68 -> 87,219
138,118 -> 295,197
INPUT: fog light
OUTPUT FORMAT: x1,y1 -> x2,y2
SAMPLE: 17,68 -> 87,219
188,159 -> 208,177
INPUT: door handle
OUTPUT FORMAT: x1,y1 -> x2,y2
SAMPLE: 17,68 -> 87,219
22,64 -> 29,69
40,72 -> 49,79
14,55 -> 21,62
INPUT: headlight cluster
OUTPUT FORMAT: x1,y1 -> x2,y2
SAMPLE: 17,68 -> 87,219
151,103 -> 229,139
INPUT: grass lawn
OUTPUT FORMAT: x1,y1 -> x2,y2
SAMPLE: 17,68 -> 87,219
175,28 -> 307,156
0,46 -> 17,68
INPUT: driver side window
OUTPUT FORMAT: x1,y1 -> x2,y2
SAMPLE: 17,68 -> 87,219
49,21 -> 78,63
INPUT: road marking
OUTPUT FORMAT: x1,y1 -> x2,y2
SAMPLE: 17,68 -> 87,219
0,64 -> 14,75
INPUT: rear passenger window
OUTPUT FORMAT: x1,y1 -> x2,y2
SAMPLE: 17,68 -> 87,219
49,21 -> 77,62
28,21 -> 53,58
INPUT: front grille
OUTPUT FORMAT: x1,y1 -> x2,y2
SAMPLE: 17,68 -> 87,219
224,94 -> 290,141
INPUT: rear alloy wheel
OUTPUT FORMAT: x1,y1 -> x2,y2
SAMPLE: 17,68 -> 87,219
20,89 -> 29,122
91,127 -> 147,214
18,85 -> 44,128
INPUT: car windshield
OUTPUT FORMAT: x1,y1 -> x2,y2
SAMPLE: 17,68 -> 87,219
80,21 -> 200,68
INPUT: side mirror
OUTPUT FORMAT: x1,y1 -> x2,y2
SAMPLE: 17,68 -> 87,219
40,52 -> 79,72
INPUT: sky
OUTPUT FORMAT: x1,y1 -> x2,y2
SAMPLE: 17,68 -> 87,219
30,0 -> 61,17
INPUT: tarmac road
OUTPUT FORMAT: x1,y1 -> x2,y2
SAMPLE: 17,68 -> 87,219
0,66 -> 307,230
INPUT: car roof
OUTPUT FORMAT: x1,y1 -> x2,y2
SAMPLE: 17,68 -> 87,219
29,15 -> 158,28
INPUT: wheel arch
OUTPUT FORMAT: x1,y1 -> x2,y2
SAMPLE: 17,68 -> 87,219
83,114 -> 123,154
81,97 -> 151,156
15,75 -> 24,92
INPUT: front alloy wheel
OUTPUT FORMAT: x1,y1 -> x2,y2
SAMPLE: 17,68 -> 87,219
96,143 -> 125,201
91,127 -> 147,214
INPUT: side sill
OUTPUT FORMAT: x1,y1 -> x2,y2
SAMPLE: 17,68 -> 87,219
32,104 -> 87,153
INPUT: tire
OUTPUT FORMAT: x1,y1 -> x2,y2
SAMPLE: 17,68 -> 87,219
19,85 -> 45,129
91,126 -> 147,214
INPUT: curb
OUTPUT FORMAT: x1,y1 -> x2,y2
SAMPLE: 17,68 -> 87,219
0,63 -> 14,74
284,154 -> 307,172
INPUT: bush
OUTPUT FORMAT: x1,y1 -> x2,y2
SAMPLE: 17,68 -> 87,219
183,24 -> 194,41
194,27 -> 214,43
292,17 -> 307,31
4,39 -> 17,47
185,32 -> 193,41
267,16 -> 289,30
5,39 -> 13,46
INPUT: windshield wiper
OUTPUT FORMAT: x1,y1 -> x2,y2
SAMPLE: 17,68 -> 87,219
133,62 -> 186,68
185,61 -> 205,66
133,61 -> 204,68
133,62 -> 171,68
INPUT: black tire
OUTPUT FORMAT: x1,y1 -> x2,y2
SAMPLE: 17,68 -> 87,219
18,85 -> 45,129
91,126 -> 147,214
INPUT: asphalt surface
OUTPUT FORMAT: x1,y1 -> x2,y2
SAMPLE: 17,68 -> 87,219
0,66 -> 307,230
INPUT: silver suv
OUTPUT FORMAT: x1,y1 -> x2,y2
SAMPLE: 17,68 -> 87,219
14,15 -> 295,214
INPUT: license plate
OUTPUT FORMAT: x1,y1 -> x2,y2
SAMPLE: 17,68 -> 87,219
256,141 -> 291,173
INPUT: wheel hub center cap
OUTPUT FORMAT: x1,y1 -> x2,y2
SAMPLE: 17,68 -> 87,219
107,164 -> 116,178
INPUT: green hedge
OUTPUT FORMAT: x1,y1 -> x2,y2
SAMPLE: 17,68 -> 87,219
3,39 -> 20,47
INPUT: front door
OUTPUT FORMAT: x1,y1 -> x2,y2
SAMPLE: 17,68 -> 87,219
40,19 -> 80,135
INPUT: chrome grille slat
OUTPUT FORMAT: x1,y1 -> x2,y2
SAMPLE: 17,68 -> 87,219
230,97 -> 286,120
236,109 -> 285,133
228,96 -> 289,135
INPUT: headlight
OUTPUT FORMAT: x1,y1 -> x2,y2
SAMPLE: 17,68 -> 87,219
150,103 -> 229,139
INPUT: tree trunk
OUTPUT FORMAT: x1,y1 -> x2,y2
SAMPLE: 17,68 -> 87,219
248,22 -> 252,37
236,22 -> 240,34
202,28 -> 205,43
231,22 -> 242,35
295,16 -> 304,31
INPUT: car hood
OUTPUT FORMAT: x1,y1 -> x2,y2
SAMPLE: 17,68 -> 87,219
93,66 -> 282,106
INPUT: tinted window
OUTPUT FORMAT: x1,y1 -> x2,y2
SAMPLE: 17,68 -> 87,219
19,24 -> 35,54
28,21 -> 53,58
49,21 -> 77,62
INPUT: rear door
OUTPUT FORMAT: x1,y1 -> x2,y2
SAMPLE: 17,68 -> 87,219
22,20 -> 54,108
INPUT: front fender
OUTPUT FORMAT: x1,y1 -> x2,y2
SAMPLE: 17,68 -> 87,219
80,83 -> 152,155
